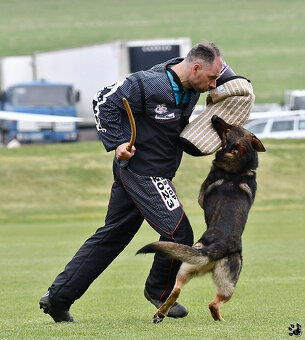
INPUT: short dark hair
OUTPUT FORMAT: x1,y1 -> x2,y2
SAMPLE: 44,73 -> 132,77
186,42 -> 221,64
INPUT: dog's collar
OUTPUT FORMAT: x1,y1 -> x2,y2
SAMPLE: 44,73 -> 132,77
212,163 -> 256,177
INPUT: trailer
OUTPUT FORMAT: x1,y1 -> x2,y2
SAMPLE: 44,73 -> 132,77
0,38 -> 191,126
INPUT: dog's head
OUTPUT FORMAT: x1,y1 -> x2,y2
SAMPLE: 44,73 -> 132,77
211,115 -> 265,173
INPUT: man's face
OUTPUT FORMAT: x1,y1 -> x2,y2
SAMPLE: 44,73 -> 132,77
190,57 -> 223,93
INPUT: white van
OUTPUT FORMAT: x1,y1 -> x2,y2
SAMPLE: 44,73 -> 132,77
244,112 -> 305,139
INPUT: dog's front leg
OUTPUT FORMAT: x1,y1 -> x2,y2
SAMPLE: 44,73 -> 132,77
153,264 -> 193,324
153,286 -> 182,323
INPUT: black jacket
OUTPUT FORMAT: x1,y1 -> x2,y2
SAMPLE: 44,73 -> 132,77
93,58 -> 200,178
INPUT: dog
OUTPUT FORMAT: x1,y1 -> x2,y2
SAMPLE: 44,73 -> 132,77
137,115 -> 266,323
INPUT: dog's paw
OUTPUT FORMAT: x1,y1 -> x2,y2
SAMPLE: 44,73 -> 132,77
152,311 -> 165,324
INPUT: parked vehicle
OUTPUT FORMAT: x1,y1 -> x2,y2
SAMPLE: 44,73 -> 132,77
0,81 -> 79,143
283,90 -> 305,111
244,112 -> 305,139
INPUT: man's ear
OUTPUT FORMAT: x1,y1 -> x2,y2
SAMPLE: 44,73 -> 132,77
192,63 -> 202,73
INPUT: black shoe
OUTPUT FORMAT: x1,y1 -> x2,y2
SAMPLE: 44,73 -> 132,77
39,292 -> 76,323
144,289 -> 188,318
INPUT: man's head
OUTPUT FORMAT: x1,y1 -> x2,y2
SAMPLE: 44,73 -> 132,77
179,42 -> 224,92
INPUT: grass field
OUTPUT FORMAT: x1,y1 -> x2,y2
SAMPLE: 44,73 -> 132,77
0,0 -> 304,103
0,139 -> 304,339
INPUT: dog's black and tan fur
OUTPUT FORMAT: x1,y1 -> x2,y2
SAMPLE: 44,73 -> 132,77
137,115 -> 265,323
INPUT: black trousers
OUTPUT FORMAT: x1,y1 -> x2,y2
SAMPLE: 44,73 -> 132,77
48,160 -> 194,310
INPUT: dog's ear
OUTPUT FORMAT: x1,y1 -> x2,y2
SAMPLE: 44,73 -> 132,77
252,136 -> 266,152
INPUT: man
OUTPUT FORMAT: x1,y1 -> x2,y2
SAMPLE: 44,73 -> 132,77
39,42 -> 224,322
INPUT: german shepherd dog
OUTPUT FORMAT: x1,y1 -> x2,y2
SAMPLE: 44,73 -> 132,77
137,115 -> 265,323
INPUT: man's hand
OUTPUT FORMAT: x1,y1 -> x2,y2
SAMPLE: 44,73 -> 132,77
115,143 -> 136,161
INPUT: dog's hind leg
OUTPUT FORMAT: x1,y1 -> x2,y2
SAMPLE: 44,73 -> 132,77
209,294 -> 231,321
153,262 -> 196,324
209,254 -> 242,321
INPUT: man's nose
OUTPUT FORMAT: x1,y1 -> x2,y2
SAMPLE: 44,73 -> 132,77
209,81 -> 217,90
209,79 -> 217,90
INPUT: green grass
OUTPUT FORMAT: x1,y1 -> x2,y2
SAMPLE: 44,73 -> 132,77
0,1 -> 304,337
0,140 -> 304,339
0,0 -> 304,103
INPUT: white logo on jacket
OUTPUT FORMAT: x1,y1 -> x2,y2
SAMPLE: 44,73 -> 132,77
93,82 -> 123,133
155,104 -> 168,114
154,104 -> 176,120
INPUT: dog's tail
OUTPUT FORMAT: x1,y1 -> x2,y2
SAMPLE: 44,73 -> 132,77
136,242 -> 210,266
